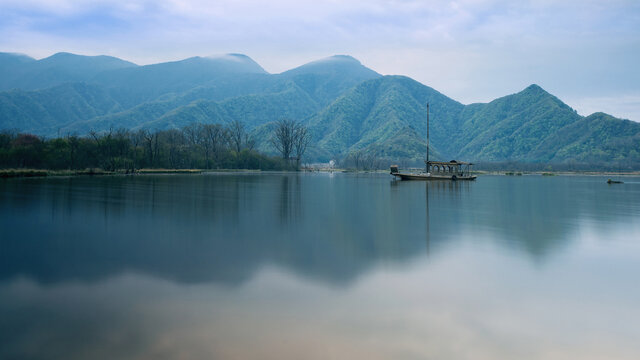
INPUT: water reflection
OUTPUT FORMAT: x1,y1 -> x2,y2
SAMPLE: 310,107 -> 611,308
279,175 -> 302,224
412,176 -> 640,260
2,240 -> 640,360
2,174 -> 640,359
0,174 -> 639,287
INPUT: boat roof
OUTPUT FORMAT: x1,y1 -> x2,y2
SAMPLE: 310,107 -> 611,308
426,160 -> 473,165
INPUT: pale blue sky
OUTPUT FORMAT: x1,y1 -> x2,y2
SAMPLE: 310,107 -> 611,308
1,0 -> 639,120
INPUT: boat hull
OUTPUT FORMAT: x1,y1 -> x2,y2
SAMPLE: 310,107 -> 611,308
392,172 -> 476,181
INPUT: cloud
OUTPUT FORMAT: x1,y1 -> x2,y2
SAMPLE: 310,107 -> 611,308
0,0 -> 639,119
2,1 -> 637,55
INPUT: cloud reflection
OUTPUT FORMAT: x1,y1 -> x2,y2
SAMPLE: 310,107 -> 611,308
2,239 -> 639,360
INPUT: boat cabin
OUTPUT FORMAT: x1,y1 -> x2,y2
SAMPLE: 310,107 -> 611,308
426,160 -> 473,178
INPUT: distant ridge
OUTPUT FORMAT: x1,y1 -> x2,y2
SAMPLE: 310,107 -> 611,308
207,53 -> 268,73
0,52 -> 137,91
281,55 -> 379,79
0,51 -> 638,168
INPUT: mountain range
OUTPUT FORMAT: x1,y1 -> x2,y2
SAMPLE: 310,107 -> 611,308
1,51 -> 639,168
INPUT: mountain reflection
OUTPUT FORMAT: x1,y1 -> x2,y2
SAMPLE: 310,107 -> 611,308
1,174 -> 638,286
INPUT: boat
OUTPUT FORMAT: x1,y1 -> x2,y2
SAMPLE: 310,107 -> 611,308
391,160 -> 476,180
391,103 -> 477,181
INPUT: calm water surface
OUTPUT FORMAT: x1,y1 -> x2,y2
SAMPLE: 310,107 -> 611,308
1,173 -> 639,359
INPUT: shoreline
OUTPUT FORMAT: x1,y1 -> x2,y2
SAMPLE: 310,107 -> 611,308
0,168 -> 249,179
476,170 -> 640,176
3,168 -> 640,179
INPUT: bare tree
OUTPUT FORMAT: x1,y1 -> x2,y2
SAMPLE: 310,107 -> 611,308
161,129 -> 185,169
129,130 -> 146,171
228,119 -> 246,153
66,133 -> 80,169
244,134 -> 256,151
201,123 -> 228,168
270,119 -> 310,168
141,130 -> 159,168
182,123 -> 202,168
348,150 -> 364,170
271,119 -> 296,161
293,125 -> 311,168
183,123 -> 200,147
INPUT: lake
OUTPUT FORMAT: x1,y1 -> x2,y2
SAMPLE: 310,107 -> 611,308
1,173 -> 640,359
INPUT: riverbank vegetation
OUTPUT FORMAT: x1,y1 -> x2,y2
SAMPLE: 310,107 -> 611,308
0,121 -> 298,174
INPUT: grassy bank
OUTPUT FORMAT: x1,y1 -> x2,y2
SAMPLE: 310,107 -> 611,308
1,168 -> 292,178
136,168 -> 202,174
0,168 -> 120,178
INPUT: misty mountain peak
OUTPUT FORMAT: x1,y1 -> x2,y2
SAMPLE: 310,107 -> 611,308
207,53 -> 251,62
322,55 -> 361,63
46,52 -> 76,59
204,53 -> 267,74
302,54 -> 364,68
283,54 -> 380,79
39,52 -> 137,68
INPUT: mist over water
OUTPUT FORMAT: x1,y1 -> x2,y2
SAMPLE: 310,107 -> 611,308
1,173 -> 639,359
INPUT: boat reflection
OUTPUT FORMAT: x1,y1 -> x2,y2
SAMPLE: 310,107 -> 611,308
0,174 -> 638,287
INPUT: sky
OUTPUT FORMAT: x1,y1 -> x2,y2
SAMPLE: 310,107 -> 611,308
1,0 -> 639,121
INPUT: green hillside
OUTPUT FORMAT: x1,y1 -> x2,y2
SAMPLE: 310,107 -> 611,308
537,112 -> 640,165
307,76 -> 463,161
306,79 -> 640,167
0,52 -> 136,91
279,55 -> 382,107
0,83 -> 123,131
454,85 -> 583,161
91,55 -> 269,107
0,52 -> 639,168
56,81 -> 322,135
0,54 -> 382,136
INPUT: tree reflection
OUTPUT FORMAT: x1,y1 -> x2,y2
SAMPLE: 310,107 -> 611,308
0,174 -> 638,286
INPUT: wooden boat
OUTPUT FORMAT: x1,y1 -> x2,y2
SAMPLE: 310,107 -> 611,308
391,161 -> 476,181
390,103 -> 476,181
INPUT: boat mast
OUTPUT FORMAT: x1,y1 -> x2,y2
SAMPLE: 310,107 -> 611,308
426,102 -> 430,172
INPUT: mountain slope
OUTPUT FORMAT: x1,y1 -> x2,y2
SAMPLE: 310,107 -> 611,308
0,51 -> 638,167
58,81 -> 319,134
538,112 -> 640,165
0,53 -> 383,135
307,75 -> 464,161
91,55 -> 269,107
0,83 -> 123,132
279,55 -> 382,107
0,52 -> 136,91
454,84 -> 583,161
305,79 -> 640,166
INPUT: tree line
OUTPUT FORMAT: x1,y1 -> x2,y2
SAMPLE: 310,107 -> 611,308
0,119 -> 311,172
340,149 -> 384,170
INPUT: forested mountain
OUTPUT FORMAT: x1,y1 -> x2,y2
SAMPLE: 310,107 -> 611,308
279,55 -> 382,108
91,54 -> 269,107
60,81 -> 319,135
1,51 -> 638,168
534,112 -> 640,164
304,78 -> 640,167
307,76 -> 464,161
0,52 -> 136,91
0,83 -> 124,132
452,85 -> 582,161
